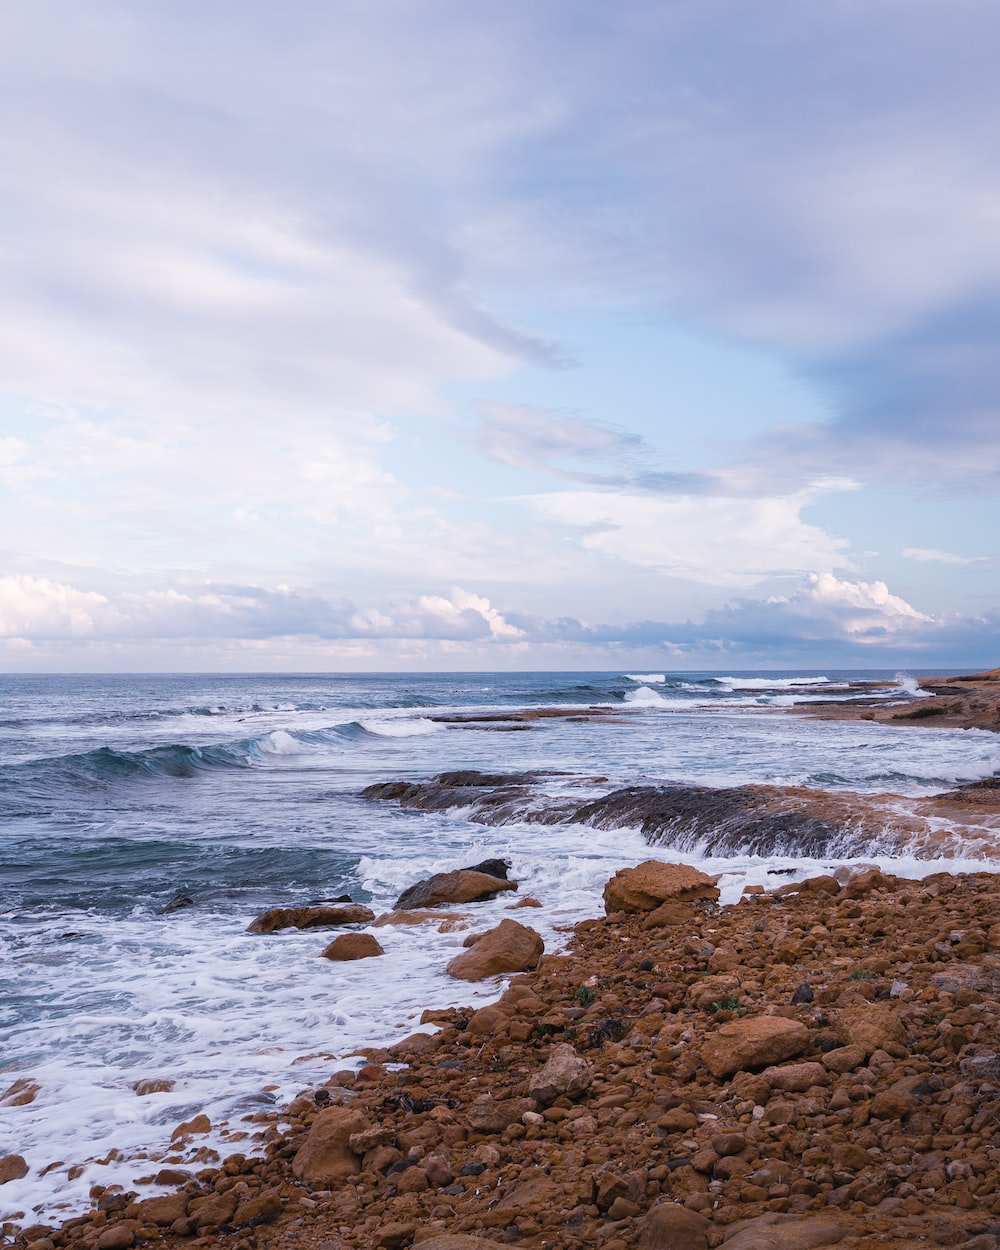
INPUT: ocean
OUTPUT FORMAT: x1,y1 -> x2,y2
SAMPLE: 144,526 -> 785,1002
3,669 -> 1000,1229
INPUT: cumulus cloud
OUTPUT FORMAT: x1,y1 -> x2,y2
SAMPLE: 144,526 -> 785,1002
526,485 -> 853,588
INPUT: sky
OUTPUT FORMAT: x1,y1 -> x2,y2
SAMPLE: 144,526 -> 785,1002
1,0 -> 998,672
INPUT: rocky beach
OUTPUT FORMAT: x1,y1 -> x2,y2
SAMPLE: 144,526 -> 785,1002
5,670 -> 1000,1250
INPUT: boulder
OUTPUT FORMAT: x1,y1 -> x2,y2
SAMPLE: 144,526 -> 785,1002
394,869 -> 517,910
130,1195 -> 188,1226
291,1105 -> 371,1188
637,1201 -> 711,1250
414,1238 -> 509,1250
701,1015 -> 810,1078
721,1214 -> 845,1249
446,919 -> 543,980
604,860 -> 719,914
528,1042 -> 593,1104
321,933 -> 385,960
248,904 -> 375,933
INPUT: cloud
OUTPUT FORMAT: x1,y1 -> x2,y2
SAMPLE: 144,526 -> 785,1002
903,547 -> 994,566
526,484 -> 854,587
466,401 -> 645,476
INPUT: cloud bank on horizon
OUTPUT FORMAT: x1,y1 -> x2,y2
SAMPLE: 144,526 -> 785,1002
1,1 -> 998,671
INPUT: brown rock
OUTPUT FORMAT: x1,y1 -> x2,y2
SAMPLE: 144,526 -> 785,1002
701,1015 -> 810,1078
415,1238 -> 509,1250
423,1153 -> 454,1187
637,1201 -> 711,1249
170,1113 -> 211,1140
232,1189 -> 283,1226
96,1225 -> 137,1250
320,932 -> 385,960
721,1214 -> 845,1248
604,860 -> 719,914
642,901 -> 697,928
394,869 -> 517,910
528,1042 -> 594,1104
0,1154 -> 29,1183
1,1077 -> 41,1107
467,1095 -> 535,1134
820,1044 -> 867,1074
376,1222 -> 417,1249
446,918 -> 543,980
130,1194 -> 188,1226
761,1062 -> 828,1092
291,1104 -> 370,1187
838,1003 -> 907,1056
188,1191 -> 237,1229
466,1004 -> 509,1036
247,904 -> 375,933
130,1078 -> 175,1096
373,909 -> 471,927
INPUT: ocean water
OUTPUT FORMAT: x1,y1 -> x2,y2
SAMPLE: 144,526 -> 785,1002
3,669 -> 1000,1228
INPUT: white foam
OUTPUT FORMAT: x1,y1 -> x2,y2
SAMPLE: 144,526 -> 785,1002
624,673 -> 666,684
256,729 -> 303,755
715,675 -> 831,690
623,686 -> 672,706
894,672 -> 933,698
359,717 -> 440,737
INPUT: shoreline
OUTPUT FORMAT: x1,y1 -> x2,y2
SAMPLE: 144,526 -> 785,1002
14,860 -> 1000,1250
792,667 -> 1000,734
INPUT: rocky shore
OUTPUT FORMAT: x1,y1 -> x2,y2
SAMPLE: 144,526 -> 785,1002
7,856 -> 1000,1250
799,668 -> 1000,733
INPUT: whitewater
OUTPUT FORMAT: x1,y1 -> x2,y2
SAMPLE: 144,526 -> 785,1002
3,669 -> 1000,1229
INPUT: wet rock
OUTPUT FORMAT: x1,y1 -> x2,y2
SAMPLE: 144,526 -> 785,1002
0,1154 -> 29,1183
159,892 -> 194,914
1,1077 -> 40,1106
528,1042 -> 594,1104
395,869 -> 517,910
637,1201 -> 711,1249
291,1105 -> 370,1187
603,860 -> 720,914
247,903 -> 375,933
130,1077 -> 175,1095
320,932 -> 385,960
701,1015 -> 810,1078
446,918 -> 543,980
170,1112 -> 211,1140
373,909 -> 471,926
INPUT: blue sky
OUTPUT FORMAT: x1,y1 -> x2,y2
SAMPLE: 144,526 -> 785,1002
1,0 -> 998,671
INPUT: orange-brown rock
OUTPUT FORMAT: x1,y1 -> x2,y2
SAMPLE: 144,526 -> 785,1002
837,1002 -> 907,1056
291,1104 -> 370,1188
527,1042 -> 593,1104
170,1113 -> 210,1140
637,1201 -> 711,1249
603,860 -> 719,914
394,869 -> 517,910
445,918 -> 543,980
0,1153 -> 29,1184
129,1077 -> 175,1096
701,1015 -> 810,1077
247,903 -> 375,933
1,1077 -> 40,1106
373,909 -> 471,926
128,1194 -> 188,1226
320,932 -> 385,960
721,1214 -> 846,1248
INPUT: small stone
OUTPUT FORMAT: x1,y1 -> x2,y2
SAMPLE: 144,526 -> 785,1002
528,1042 -> 594,1104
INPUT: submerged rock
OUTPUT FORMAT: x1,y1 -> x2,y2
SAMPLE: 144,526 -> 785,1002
247,903 -> 375,933
320,932 -> 385,960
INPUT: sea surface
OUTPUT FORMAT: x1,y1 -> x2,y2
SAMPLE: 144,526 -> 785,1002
3,669 -> 1000,1227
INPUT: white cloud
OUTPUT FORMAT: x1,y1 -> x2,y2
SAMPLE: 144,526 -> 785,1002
903,547 -> 993,566
527,486 -> 852,587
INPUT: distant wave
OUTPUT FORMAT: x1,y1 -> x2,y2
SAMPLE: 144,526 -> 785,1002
712,675 -> 831,691
624,673 -> 666,684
